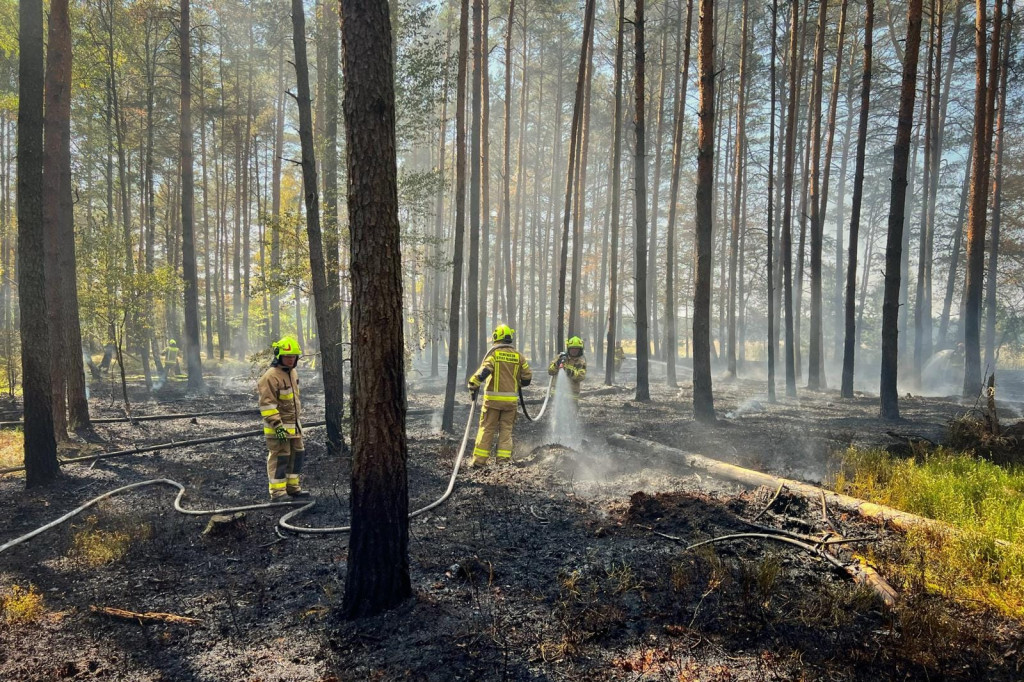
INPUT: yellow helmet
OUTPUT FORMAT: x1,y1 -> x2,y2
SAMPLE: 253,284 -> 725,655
566,336 -> 584,350
168,339 -> 177,347
273,336 -> 303,358
492,324 -> 515,343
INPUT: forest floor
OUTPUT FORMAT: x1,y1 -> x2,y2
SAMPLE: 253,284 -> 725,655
1,365 -> 1023,681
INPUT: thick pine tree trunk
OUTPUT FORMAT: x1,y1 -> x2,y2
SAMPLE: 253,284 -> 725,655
841,0 -> 873,399
880,0 -> 923,420
18,0 -> 59,486
692,0 -> 715,421
340,0 -> 411,619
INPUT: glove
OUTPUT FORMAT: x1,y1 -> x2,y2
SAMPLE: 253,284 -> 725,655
468,382 -> 479,401
274,425 -> 288,441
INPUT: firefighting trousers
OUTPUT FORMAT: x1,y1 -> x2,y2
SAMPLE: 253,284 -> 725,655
473,403 -> 518,460
266,436 -> 305,496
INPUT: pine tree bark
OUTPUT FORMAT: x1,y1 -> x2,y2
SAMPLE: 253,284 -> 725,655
914,0 -> 939,384
693,0 -> 715,421
180,0 -> 203,391
340,0 -> 411,619
604,0 -> 626,385
805,0 -> 828,390
841,0 -> 873,399
271,43 -> 285,342
634,0 -> 651,402
880,0 -> 923,420
45,0 -> 89,433
18,0 -> 59,486
467,0 -> 483,370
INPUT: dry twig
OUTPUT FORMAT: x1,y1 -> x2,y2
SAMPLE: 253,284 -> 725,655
90,605 -> 201,625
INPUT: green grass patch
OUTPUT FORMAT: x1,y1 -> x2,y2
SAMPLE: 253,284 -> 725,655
833,446 -> 1024,618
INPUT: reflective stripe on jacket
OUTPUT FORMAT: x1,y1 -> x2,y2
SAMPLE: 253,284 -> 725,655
257,366 -> 302,437
469,343 -> 532,406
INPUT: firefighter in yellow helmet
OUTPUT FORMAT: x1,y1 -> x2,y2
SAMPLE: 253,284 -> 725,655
161,339 -> 181,380
257,336 -> 310,499
549,336 -> 587,410
467,324 -> 532,467
613,343 -> 625,372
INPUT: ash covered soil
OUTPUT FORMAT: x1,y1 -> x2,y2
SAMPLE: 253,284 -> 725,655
1,373 -> 1022,681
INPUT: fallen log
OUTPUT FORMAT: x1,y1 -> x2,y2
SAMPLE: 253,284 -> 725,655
608,433 -> 968,540
90,605 -> 201,625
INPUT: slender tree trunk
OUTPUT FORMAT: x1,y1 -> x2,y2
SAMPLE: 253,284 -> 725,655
442,0 -> 470,431
841,0 -> 873,399
767,0 -> 778,402
693,0 -> 716,421
500,0 -> 517,331
805,0 -> 828,390
634,0 -> 651,402
479,0 -> 492,341
558,0 -> 596,352
816,0 -> 848,380
727,0 -> 750,380
271,42 -> 285,341
180,0 -> 203,391
45,0 -> 87,434
292,0 -> 346,456
984,0 -> 1012,371
340,0 -> 411,619
880,0 -> 924,419
963,0 -> 999,397
467,0 -> 483,370
782,0 -> 801,397
18,0 -> 59,485
665,0 -> 694,388
604,0 -> 626,385
914,0 -> 937,384
199,38 -> 215,361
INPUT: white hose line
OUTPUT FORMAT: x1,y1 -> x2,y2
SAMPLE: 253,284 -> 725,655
0,479 -> 305,556
523,375 -> 555,422
0,398 -> 483,551
278,397 -> 480,533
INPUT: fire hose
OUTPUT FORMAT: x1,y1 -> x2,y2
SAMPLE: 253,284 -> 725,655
518,374 -> 555,422
0,398 -> 483,554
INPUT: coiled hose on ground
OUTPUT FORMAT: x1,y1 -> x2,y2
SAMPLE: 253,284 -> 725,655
0,375 -> 557,553
0,397 -> 482,552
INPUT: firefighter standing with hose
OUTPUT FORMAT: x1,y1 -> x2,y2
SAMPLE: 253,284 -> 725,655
161,339 -> 181,380
467,324 -> 532,468
257,336 -> 311,499
549,336 -> 587,413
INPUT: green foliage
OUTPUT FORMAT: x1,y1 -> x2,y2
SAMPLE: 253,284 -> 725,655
834,446 -> 1024,618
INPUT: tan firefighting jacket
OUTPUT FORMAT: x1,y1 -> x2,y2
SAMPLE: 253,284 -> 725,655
469,343 -> 532,409
549,353 -> 587,396
257,365 -> 302,438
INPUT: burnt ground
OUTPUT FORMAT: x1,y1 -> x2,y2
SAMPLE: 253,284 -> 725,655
1,371 -> 1022,681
